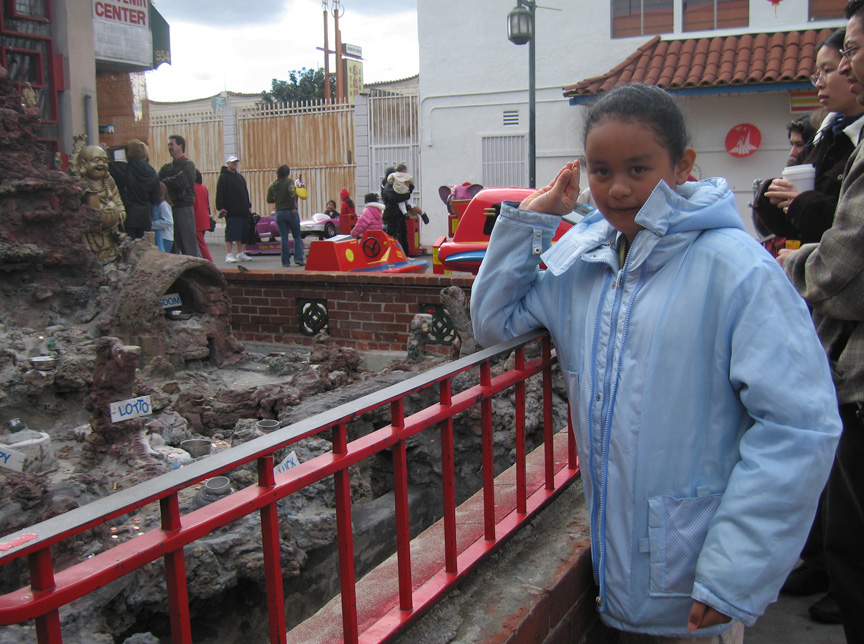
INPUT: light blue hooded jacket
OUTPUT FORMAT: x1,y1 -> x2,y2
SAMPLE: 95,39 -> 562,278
471,178 -> 841,637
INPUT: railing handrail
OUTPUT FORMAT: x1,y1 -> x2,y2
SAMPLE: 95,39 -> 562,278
0,329 -> 547,564
0,329 -> 577,644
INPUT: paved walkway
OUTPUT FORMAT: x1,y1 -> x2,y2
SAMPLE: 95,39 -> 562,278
747,591 -> 845,643
202,227 -> 435,272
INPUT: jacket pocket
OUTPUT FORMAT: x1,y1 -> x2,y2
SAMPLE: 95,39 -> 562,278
647,491 -> 722,596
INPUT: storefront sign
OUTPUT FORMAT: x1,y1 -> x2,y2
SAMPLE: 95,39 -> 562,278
93,0 -> 153,69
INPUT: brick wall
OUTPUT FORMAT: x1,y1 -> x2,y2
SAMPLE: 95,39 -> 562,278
96,71 -> 149,148
224,269 -> 475,355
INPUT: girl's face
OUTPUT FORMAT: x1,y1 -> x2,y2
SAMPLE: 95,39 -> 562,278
814,47 -> 859,115
585,118 -> 695,242
327,200 -> 337,210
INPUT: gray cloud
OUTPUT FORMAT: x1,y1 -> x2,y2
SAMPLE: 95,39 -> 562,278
151,0 -> 291,27
151,0 -> 416,28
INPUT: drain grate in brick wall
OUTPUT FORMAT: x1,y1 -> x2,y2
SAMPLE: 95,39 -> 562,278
299,298 -> 328,336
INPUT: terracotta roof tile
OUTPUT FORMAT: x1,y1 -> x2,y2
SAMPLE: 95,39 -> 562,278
563,28 -> 838,99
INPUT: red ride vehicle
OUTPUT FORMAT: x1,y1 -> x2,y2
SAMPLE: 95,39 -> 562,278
432,187 -> 592,275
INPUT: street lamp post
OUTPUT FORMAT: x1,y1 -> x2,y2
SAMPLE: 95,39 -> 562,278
507,0 -> 536,189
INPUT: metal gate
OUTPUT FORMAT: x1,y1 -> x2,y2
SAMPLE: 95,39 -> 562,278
367,89 -> 421,207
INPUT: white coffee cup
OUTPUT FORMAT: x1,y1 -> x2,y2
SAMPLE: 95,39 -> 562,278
781,164 -> 816,193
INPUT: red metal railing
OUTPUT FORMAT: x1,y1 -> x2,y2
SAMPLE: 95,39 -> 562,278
0,330 -> 579,643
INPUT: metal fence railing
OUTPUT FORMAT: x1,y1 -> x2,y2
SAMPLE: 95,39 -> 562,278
0,330 -> 578,643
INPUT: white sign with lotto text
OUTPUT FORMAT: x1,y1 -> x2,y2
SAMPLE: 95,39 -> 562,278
0,445 -> 27,473
274,451 -> 299,476
110,395 -> 152,423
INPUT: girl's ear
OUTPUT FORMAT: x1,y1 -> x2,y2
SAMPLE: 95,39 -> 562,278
675,147 -> 697,184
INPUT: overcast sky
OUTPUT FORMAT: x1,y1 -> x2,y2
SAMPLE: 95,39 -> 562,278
146,0 -> 419,103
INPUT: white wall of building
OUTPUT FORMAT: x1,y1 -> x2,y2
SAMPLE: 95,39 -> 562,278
415,0 -> 844,244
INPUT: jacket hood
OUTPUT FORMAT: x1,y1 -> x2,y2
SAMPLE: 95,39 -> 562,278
340,189 -> 350,200
542,178 -> 742,276
127,158 -> 157,181
363,202 -> 385,210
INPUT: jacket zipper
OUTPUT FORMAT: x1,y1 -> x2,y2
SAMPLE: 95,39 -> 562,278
591,234 -> 646,612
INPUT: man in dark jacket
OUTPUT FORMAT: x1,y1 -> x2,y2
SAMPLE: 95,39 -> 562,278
158,134 -> 199,257
108,139 -> 160,240
216,155 -> 252,262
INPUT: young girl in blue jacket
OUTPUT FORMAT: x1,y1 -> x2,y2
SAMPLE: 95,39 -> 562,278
471,84 -> 841,642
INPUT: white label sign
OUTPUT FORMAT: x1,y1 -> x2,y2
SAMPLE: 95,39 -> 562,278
110,395 -> 152,423
274,451 -> 299,476
159,293 -> 182,309
0,445 -> 27,473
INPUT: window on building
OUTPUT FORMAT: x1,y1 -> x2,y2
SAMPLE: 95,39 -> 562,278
612,0 -> 674,38
683,0 -> 748,32
482,135 -> 527,188
809,0 -> 846,21
8,0 -> 48,19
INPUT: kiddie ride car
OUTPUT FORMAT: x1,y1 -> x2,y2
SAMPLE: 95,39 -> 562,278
432,187 -> 592,275
304,230 -> 428,273
300,212 -> 339,240
244,211 -> 338,255
242,213 -> 297,256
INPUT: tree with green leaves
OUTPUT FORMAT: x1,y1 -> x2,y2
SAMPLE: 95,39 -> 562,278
259,67 -> 337,105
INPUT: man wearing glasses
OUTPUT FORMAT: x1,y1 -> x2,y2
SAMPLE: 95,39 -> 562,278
778,2 -> 864,640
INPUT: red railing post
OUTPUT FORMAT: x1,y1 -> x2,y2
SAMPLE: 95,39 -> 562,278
542,335 -> 555,490
391,422 -> 413,609
515,345 -> 527,514
480,361 -> 495,541
439,378 -> 458,574
160,493 -> 192,644
333,421 -> 358,643
30,547 -> 61,644
258,456 -> 287,644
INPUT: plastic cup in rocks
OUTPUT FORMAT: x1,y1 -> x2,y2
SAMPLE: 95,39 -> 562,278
256,419 -> 280,433
781,164 -> 816,193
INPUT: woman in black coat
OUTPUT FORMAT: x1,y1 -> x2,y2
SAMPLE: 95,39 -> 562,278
108,139 -> 161,240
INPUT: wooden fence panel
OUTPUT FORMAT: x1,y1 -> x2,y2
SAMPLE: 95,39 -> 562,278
149,112 -> 224,210
238,101 -> 355,215
148,100 -> 382,217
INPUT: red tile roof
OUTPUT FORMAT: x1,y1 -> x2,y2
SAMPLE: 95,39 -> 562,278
563,29 -> 839,100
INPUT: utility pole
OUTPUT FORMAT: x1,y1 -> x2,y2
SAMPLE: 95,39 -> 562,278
323,0 -> 331,103
333,0 -> 344,103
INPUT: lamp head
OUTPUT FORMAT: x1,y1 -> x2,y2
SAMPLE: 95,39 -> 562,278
507,4 -> 533,45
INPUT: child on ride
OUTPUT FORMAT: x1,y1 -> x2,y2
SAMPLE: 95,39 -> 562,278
471,84 -> 841,642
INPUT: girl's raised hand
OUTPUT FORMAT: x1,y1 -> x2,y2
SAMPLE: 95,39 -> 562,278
519,161 -> 581,216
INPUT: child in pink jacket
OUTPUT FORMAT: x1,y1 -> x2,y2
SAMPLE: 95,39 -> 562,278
352,193 -> 385,239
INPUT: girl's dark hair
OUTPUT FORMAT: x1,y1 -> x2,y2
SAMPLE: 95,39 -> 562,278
819,29 -> 845,53
195,170 -> 203,184
277,164 -> 291,179
583,84 -> 689,162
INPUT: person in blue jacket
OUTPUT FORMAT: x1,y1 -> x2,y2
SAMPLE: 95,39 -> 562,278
471,84 -> 841,642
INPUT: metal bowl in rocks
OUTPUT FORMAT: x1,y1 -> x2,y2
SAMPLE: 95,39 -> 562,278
180,439 -> 212,458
